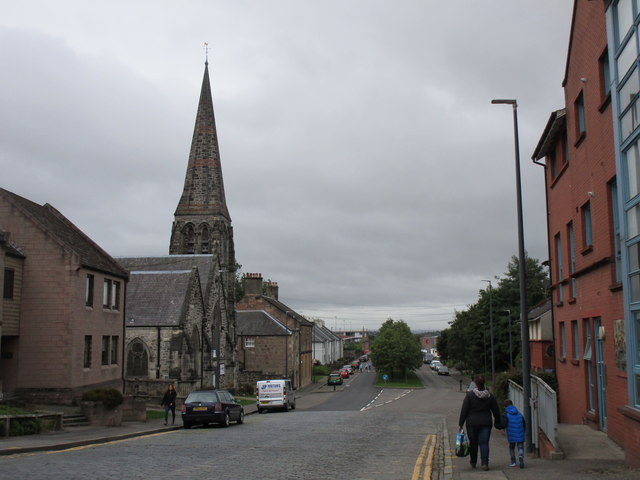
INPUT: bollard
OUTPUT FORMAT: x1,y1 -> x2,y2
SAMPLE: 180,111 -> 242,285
459,379 -> 463,391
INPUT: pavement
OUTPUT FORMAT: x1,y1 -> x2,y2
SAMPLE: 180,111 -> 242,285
438,375 -> 640,480
2,378 -> 639,480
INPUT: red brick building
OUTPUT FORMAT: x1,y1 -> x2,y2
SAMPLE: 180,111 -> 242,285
532,0 -> 637,465
0,188 -> 128,403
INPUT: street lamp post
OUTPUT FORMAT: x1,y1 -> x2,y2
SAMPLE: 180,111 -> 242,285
482,280 -> 495,385
502,309 -> 513,368
491,98 -> 531,453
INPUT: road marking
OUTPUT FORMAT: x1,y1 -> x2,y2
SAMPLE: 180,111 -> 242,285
360,389 -> 412,411
411,433 -> 436,480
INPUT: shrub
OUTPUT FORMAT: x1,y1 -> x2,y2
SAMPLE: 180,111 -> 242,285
81,388 -> 123,410
10,418 -> 40,436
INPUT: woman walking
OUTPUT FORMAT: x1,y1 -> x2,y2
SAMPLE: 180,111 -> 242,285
458,375 -> 501,471
161,384 -> 177,425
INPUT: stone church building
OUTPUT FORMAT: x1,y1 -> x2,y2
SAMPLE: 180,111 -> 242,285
120,61 -> 237,398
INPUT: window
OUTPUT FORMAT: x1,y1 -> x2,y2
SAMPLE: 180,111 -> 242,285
103,279 -> 112,308
85,274 -> 94,307
572,320 -> 580,360
84,336 -> 92,368
201,225 -> 210,254
102,336 -> 109,366
111,281 -> 120,310
245,337 -> 255,348
3,268 -> 14,300
555,233 -> 564,303
619,30 -> 638,79
611,179 -> 623,283
126,340 -> 149,377
583,318 -> 594,411
110,336 -> 118,364
560,322 -> 567,359
568,222 -> 577,298
600,47 -> 612,99
625,142 -> 640,201
582,202 -> 593,249
575,91 -> 586,138
616,0 -> 634,44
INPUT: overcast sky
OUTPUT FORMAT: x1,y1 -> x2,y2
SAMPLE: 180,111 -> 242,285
1,1 -> 574,331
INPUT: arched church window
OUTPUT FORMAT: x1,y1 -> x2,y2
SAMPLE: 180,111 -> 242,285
200,225 -> 210,254
126,340 -> 149,377
183,224 -> 195,254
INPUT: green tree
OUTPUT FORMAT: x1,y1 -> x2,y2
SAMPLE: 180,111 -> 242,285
437,253 -> 549,377
371,319 -> 422,381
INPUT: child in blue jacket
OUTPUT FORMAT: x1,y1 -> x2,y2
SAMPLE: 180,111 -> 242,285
502,399 -> 526,468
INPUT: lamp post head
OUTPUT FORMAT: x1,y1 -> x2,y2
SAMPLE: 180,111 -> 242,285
492,99 -> 517,105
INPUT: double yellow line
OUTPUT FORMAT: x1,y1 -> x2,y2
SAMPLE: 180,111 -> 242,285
411,433 -> 436,480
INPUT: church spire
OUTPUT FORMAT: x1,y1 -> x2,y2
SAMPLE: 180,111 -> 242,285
174,62 -> 230,221
170,61 -> 233,256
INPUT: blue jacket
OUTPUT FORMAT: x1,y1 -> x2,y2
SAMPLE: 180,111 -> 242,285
504,405 -> 525,443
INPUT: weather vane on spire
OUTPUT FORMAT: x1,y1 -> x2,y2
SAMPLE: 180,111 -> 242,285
204,42 -> 209,64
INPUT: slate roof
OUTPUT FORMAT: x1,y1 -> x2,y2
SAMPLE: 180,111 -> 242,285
236,310 -> 291,336
0,188 -> 127,278
313,324 -> 340,343
117,255 -> 214,293
528,298 -> 552,321
259,296 -> 314,327
126,270 -> 194,326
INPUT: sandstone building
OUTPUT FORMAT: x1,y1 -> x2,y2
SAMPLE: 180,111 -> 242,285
236,274 -> 312,389
0,188 -> 128,403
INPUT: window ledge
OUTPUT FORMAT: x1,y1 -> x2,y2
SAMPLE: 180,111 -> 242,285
559,357 -> 567,363
550,161 -> 570,188
581,245 -> 593,256
568,297 -> 577,304
574,132 -> 586,148
619,405 -> 640,423
609,282 -> 623,292
598,93 -> 611,113
555,301 -> 564,308
571,359 -> 580,366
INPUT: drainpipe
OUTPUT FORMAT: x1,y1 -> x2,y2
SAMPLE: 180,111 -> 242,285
156,326 -> 161,379
122,281 -> 127,394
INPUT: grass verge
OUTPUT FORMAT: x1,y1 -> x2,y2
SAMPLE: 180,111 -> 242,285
375,371 -> 424,388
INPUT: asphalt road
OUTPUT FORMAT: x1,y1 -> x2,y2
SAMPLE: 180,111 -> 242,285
1,367 -> 459,480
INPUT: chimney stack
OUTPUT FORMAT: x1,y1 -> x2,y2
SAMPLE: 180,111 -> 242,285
244,273 -> 263,295
264,281 -> 279,300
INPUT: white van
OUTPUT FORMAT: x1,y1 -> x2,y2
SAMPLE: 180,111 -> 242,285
256,379 -> 296,413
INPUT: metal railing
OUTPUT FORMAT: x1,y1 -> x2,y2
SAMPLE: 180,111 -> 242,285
508,375 -> 558,451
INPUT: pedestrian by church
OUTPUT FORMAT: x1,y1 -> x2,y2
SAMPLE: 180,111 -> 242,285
119,59 -> 237,399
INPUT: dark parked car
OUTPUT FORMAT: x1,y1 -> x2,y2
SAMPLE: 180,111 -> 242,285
181,390 -> 244,428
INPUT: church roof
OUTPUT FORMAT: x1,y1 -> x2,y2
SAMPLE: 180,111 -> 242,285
174,61 -> 231,221
117,255 -> 214,292
0,188 -> 127,278
125,269 -> 196,326
236,310 -> 291,336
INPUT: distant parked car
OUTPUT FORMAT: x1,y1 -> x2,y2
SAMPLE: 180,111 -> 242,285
430,361 -> 442,371
437,365 -> 450,376
342,365 -> 355,374
328,372 -> 343,385
181,390 -> 244,428
339,369 -> 350,378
